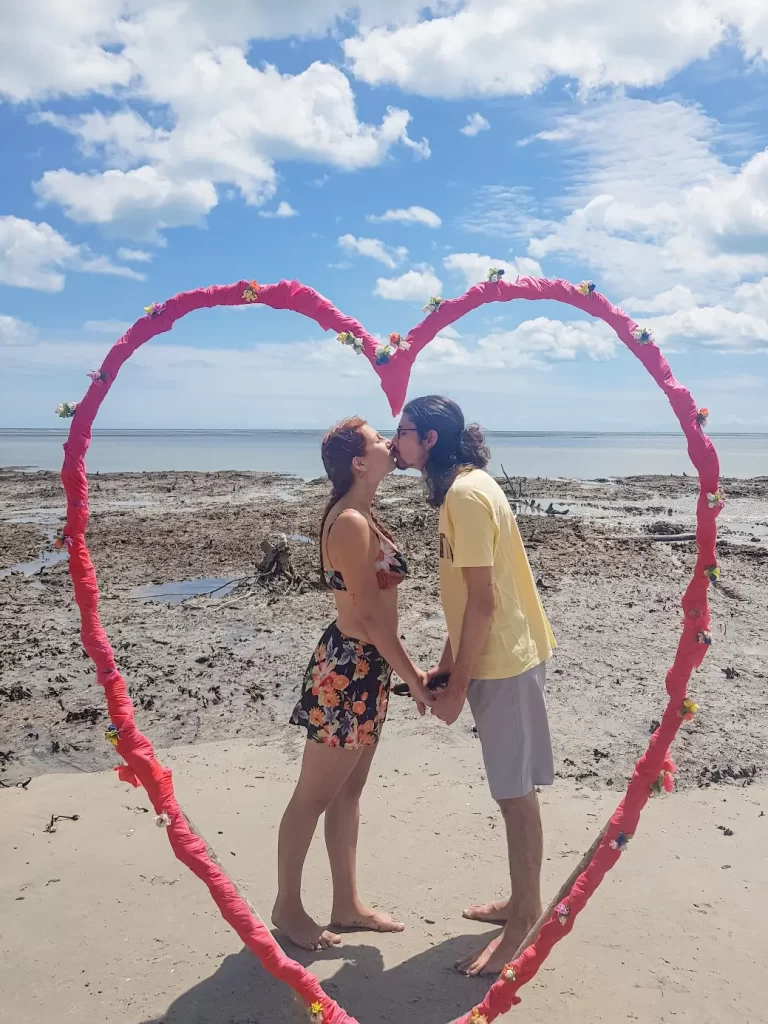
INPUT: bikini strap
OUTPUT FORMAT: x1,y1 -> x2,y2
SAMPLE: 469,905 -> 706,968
323,508 -> 374,567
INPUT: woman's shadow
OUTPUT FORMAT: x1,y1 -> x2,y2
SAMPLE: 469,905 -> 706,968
140,929 -> 494,1024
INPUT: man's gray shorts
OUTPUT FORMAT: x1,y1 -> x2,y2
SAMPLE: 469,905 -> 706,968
467,661 -> 554,801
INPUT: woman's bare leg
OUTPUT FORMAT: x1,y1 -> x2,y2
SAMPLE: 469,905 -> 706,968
326,743 -> 404,933
272,740 -> 363,950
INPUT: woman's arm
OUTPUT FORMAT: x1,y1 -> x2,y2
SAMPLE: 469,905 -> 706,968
329,511 -> 431,703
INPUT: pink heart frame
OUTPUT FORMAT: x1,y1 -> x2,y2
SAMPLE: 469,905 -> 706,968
56,275 -> 721,1024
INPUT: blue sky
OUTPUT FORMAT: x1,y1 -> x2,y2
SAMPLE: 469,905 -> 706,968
2,1 -> 768,431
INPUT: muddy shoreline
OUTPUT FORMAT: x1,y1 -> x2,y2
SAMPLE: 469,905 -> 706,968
1,469 -> 766,792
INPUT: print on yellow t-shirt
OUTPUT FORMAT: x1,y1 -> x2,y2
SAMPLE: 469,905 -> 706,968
438,468 -> 556,681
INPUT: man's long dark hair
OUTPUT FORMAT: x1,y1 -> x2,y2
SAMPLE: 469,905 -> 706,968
403,395 -> 490,507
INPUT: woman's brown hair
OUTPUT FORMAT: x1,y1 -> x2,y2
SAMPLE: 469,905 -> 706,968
318,417 -> 393,586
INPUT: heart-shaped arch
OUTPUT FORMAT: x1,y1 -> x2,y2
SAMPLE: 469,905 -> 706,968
57,276 -> 721,1024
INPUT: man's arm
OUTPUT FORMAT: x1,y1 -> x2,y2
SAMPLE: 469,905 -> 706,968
432,565 -> 496,725
427,637 -> 454,681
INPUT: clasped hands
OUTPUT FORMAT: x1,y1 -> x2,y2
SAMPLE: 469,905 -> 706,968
406,665 -> 467,726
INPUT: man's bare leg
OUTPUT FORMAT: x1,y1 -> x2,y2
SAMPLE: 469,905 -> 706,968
457,789 -> 544,977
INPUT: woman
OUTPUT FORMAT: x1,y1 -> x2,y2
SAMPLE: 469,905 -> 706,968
272,416 -> 432,951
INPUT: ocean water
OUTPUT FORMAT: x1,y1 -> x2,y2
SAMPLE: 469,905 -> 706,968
1,429 -> 766,479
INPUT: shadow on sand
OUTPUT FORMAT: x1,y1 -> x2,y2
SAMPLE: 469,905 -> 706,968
140,928 -> 497,1024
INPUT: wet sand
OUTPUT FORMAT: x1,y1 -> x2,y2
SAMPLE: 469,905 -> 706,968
1,469 -> 766,791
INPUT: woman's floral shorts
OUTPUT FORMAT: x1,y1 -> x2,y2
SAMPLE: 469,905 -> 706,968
289,621 -> 392,748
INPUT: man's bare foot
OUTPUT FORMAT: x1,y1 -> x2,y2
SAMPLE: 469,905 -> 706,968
331,904 -> 405,934
455,912 -> 539,977
272,900 -> 341,951
462,900 -> 510,924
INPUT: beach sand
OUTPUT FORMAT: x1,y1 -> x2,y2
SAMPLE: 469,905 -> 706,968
1,469 -> 767,1022
1,736 -> 766,1024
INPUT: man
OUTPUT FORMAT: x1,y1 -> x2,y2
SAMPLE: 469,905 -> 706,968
393,395 -> 556,977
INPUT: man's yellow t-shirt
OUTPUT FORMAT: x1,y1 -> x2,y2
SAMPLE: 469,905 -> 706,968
439,468 -> 555,680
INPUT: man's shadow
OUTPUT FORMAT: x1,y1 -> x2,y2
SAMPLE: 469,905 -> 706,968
140,929 -> 494,1024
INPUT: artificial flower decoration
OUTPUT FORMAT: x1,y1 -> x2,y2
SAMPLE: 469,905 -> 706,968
697,630 -> 712,645
242,282 -> 260,302
706,491 -> 724,509
609,832 -> 630,852
578,280 -> 596,295
632,327 -> 654,344
651,761 -> 676,796
155,812 -> 172,828
423,296 -> 443,313
389,332 -> 411,352
337,332 -> 364,354
309,1001 -> 324,1024
55,402 -> 78,418
488,267 -> 506,283
697,407 -> 709,427
555,900 -> 571,925
375,344 -> 393,365
680,697 -> 699,721
704,565 -> 720,582
105,724 -> 119,747
144,302 -> 165,317
53,529 -> 70,551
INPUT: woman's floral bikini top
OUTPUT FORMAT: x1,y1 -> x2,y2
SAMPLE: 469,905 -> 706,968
324,517 -> 409,592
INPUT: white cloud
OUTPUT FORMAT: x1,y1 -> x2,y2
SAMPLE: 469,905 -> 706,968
83,320 -> 133,334
338,234 -> 407,268
416,316 -> 617,371
374,267 -> 442,301
0,0 -> 131,103
461,113 -> 490,137
0,315 -> 37,346
469,97 -> 768,298
458,185 -> 538,239
0,216 -> 146,292
0,329 -> 394,428
734,277 -> 768,316
34,167 -> 219,242
30,42 -> 429,238
259,201 -> 298,218
443,252 -> 543,290
344,1 -> 768,98
0,1 -> 457,103
621,285 -> 698,315
33,109 -> 171,168
645,305 -> 768,352
117,247 -> 153,263
368,205 -> 441,228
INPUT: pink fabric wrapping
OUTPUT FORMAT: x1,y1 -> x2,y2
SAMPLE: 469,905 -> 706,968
58,276 -> 719,1024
